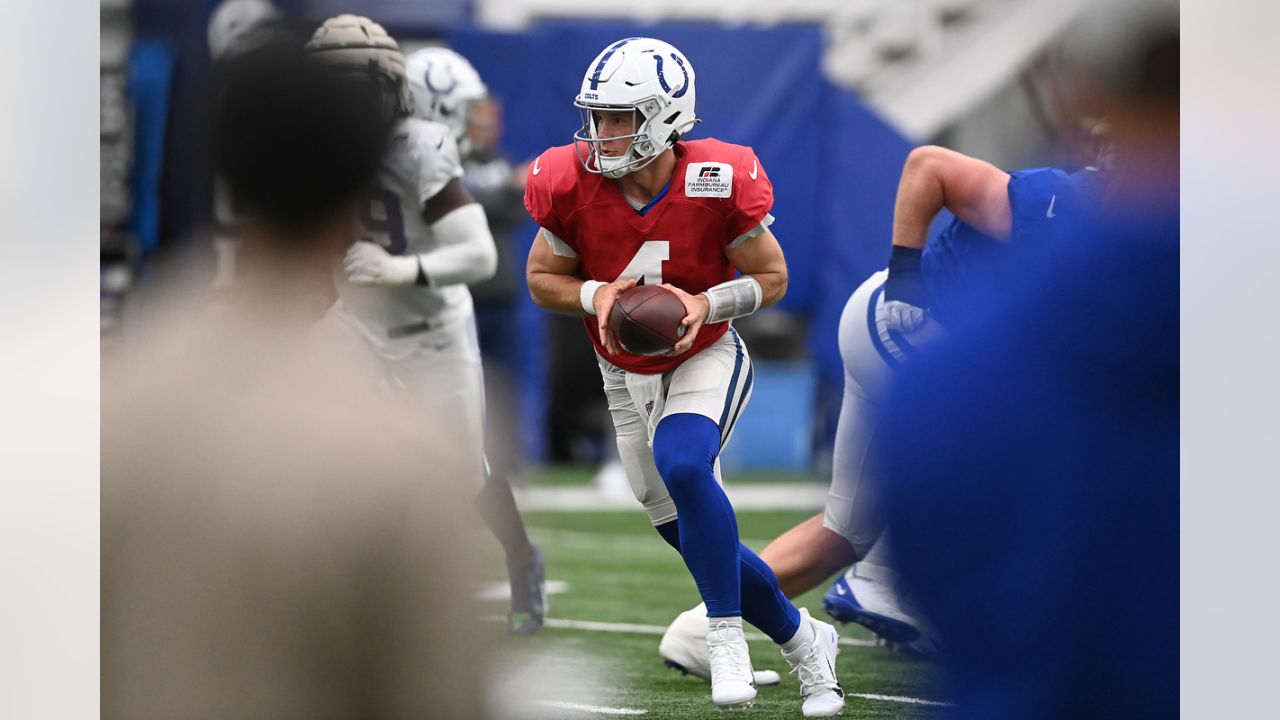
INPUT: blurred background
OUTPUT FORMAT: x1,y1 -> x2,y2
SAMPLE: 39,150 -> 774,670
100,0 -> 1102,481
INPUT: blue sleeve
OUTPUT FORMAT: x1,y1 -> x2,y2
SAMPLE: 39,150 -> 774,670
1007,168 -> 1080,247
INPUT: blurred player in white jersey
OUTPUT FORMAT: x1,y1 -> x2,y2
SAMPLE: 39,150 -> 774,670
306,16 -> 546,634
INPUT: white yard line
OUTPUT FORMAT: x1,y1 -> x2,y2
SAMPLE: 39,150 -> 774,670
517,483 -> 828,512
484,615 -> 878,648
533,699 -> 647,716
849,692 -> 953,707
475,580 -> 570,601
542,617 -> 672,635
529,526 -> 777,549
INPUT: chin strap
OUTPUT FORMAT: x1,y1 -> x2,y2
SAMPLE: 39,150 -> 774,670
701,276 -> 762,324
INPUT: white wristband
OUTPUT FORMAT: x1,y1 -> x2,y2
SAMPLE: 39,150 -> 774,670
581,280 -> 606,315
701,276 -> 763,324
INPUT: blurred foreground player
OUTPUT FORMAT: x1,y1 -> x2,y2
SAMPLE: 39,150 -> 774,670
873,3 -> 1178,717
306,16 -> 546,634
103,43 -> 489,719
525,37 -> 842,715
206,0 -> 308,291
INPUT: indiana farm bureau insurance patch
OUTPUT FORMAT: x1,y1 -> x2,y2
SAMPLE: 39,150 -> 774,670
684,162 -> 733,198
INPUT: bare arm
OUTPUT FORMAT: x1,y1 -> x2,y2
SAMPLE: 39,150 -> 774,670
892,145 -> 1012,249
526,229 -> 636,355
724,229 -> 788,308
661,228 -> 788,355
526,229 -> 586,315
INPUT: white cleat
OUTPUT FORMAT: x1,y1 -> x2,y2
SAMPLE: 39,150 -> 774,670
781,609 -> 845,717
661,604 -> 782,685
707,620 -> 758,709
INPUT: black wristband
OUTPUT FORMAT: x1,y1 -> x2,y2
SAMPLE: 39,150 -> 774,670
888,245 -> 923,276
884,246 -> 930,307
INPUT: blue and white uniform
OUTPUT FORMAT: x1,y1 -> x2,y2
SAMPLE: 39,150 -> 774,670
824,167 -> 1100,559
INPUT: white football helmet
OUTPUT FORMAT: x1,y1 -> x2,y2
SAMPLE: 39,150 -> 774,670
574,37 -> 698,178
207,0 -> 281,60
405,47 -> 487,153
306,14 -> 412,119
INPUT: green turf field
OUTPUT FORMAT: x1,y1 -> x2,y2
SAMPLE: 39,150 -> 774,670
483,507 -> 946,719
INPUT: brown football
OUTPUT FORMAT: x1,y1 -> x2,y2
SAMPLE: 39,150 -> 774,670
608,285 -> 688,356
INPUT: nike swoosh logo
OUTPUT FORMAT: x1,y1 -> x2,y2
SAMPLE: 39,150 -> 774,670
436,137 -> 445,150
1046,195 -> 1057,218
533,155 -> 542,175
836,584 -> 847,596
748,159 -> 758,180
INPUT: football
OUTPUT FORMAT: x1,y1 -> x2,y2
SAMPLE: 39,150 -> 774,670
609,285 -> 688,356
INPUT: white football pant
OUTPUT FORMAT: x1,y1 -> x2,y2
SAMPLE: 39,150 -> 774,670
598,328 -> 754,525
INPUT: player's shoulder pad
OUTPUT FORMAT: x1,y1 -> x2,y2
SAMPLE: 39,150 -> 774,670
680,138 -> 762,176
394,117 -> 462,202
1007,167 -> 1077,209
525,143 -> 581,192
524,144 -> 584,228
393,117 -> 449,153
1008,166 -> 1098,240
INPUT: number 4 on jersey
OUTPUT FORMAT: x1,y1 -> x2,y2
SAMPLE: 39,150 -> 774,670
617,240 -> 669,285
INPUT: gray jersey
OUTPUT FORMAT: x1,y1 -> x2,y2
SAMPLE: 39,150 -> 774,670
334,117 -> 470,345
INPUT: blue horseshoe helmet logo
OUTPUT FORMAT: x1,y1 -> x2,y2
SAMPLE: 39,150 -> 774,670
424,62 -> 457,95
653,53 -> 689,99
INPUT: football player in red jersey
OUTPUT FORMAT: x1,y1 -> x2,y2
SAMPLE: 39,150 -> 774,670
525,38 -> 843,716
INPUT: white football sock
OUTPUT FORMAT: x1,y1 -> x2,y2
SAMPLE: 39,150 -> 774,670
780,614 -> 815,654
708,615 -> 744,632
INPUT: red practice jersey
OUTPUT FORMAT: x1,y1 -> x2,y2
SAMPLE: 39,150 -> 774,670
525,139 -> 774,374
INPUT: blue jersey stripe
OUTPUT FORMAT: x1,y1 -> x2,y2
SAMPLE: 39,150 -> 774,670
717,329 -> 746,434
722,362 -> 754,447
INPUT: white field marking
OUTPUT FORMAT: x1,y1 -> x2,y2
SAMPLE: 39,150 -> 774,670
849,692 -> 953,707
482,615 -> 877,647
529,527 -> 776,549
516,483 -> 828,512
533,699 -> 647,716
475,579 -> 570,601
